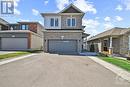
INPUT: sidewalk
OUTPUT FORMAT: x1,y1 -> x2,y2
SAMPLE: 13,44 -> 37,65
88,56 -> 130,82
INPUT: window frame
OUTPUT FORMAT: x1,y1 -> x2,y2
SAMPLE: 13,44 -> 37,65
21,24 -> 29,30
67,18 -> 71,27
67,17 -> 76,27
72,18 -> 76,26
50,18 -> 59,27
55,18 -> 59,27
50,18 -> 54,27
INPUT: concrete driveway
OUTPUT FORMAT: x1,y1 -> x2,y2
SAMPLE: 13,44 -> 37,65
0,53 -> 130,87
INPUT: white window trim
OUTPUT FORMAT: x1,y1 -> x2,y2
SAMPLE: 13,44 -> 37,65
50,18 -> 59,27
66,17 -> 76,27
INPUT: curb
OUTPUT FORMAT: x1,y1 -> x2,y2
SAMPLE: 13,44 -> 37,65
0,54 -> 37,65
88,56 -> 130,82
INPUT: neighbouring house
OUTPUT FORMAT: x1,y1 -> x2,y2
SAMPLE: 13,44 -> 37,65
87,27 -> 130,56
0,18 -> 9,30
0,18 -> 44,50
41,4 -> 89,54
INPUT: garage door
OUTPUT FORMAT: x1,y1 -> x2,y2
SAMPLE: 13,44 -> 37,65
48,40 -> 77,53
1,38 -> 28,50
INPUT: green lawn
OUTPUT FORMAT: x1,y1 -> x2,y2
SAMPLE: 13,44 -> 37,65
0,51 -> 31,60
99,57 -> 130,72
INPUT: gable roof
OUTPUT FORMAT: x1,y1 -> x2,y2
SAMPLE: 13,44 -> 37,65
88,27 -> 130,41
0,18 -> 9,26
59,4 -> 84,14
41,4 -> 85,17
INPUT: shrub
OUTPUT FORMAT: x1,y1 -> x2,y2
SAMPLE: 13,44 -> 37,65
127,57 -> 130,61
98,52 -> 108,57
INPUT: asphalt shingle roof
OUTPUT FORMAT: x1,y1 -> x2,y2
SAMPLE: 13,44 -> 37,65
88,27 -> 130,41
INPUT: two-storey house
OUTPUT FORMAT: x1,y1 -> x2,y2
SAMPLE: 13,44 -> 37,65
41,4 -> 89,54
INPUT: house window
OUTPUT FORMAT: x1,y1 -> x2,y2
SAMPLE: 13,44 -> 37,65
67,19 -> 71,26
103,40 -> 108,51
67,18 -> 76,27
50,18 -> 54,27
26,25 -> 29,30
55,18 -> 59,27
72,18 -> 76,26
129,36 -> 130,50
21,25 -> 29,30
50,18 -> 59,27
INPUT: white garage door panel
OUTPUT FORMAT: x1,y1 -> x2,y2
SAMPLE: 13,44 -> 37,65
48,40 -> 77,53
1,38 -> 28,50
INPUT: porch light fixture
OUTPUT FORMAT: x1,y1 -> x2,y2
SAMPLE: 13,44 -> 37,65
61,36 -> 64,40
12,35 -> 15,37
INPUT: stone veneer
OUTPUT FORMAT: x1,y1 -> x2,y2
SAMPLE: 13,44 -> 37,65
61,15 -> 82,29
43,31 -> 83,53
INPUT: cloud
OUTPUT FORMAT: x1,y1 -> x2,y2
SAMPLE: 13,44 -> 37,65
13,0 -> 20,7
115,16 -> 123,21
83,19 -> 100,35
122,0 -> 130,10
14,8 -> 21,16
115,5 -> 123,11
104,22 -> 114,30
73,0 -> 97,14
44,0 -> 49,5
20,19 -> 30,22
32,9 -> 39,16
12,0 -> 21,15
56,0 -> 97,14
39,21 -> 44,25
56,0 -> 70,10
95,17 -> 100,20
104,16 -> 111,22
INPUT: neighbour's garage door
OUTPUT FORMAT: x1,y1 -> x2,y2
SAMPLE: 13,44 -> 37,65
48,40 -> 77,53
1,38 -> 28,50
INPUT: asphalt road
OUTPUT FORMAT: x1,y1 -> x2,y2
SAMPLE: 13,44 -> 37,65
0,53 -> 130,87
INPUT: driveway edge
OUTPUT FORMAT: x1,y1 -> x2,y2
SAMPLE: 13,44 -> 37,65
0,54 -> 37,65
88,56 -> 130,82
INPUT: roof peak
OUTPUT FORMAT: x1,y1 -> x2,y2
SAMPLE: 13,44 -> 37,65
59,4 -> 84,14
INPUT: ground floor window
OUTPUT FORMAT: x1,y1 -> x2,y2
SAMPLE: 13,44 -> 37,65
103,40 -> 108,51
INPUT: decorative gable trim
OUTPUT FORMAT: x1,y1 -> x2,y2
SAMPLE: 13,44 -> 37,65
59,4 -> 84,14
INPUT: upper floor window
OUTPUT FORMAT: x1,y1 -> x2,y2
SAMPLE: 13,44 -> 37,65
67,18 -> 76,27
50,18 -> 54,27
50,18 -> 59,27
21,24 -> 29,30
55,18 -> 59,27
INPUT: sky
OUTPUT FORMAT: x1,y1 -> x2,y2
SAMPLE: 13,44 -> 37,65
0,0 -> 130,36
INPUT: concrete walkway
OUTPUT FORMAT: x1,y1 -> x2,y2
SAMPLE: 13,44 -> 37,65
88,56 -> 130,82
80,52 -> 97,56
